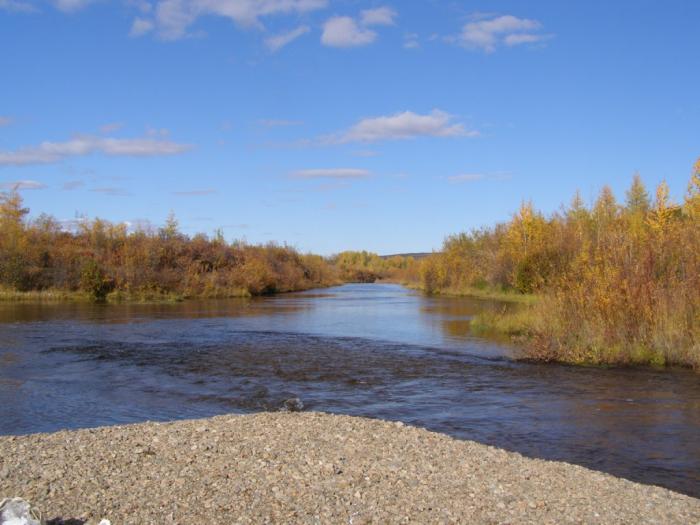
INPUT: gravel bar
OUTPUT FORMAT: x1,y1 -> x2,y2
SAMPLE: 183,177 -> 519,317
1,412 -> 699,524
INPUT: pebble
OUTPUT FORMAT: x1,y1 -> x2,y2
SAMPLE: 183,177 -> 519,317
0,412 -> 698,524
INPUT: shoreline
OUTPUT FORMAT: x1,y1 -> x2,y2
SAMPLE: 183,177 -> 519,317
383,280 -> 539,304
0,282 -> 341,304
1,412 -> 698,523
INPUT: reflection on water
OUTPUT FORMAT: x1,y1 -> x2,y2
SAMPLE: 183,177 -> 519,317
0,284 -> 698,497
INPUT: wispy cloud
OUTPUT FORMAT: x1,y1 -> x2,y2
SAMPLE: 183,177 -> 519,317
53,0 -> 97,12
403,32 -> 419,49
0,0 -> 39,13
172,188 -> 217,196
291,168 -> 370,179
0,116 -> 13,127
130,17 -> 154,37
127,0 -> 152,14
136,0 -> 328,41
146,126 -> 170,137
90,187 -> 132,197
352,149 -> 379,157
0,180 -> 47,190
0,134 -> 192,166
453,14 -> 550,53
360,6 -> 396,26
62,180 -> 85,190
265,25 -> 310,51
326,110 -> 477,143
99,122 -> 124,134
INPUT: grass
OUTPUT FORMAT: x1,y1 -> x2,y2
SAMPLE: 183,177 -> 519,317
0,284 -> 315,304
104,290 -> 186,303
468,307 -> 539,339
468,303 -> 695,369
440,286 -> 539,305
404,282 -> 539,305
0,288 -> 91,302
0,288 -> 188,303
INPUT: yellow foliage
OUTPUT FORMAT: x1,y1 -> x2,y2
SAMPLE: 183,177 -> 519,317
411,161 -> 700,368
685,157 -> 700,218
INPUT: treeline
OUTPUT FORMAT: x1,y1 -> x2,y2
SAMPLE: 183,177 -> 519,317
414,159 -> 700,368
0,193 -> 337,301
331,250 -> 418,283
3,159 -> 699,369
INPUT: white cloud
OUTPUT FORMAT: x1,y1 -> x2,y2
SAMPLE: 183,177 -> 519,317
321,16 -> 375,47
504,33 -> 545,46
0,134 -> 192,166
291,168 -> 370,179
150,0 -> 327,40
52,0 -> 96,12
456,14 -> 547,53
320,7 -> 397,48
0,180 -> 47,190
360,6 -> 396,26
130,17 -> 155,37
328,110 -> 478,143
0,0 -> 37,13
265,24 -> 309,51
0,116 -> 13,127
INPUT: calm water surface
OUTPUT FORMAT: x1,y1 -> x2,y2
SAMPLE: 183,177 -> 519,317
0,284 -> 698,497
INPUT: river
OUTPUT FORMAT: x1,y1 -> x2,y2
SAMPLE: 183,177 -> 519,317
0,283 -> 698,497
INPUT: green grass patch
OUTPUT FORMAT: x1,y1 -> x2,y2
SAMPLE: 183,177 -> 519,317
0,288 -> 91,302
407,282 -> 538,305
469,307 -> 538,338
443,286 -> 539,305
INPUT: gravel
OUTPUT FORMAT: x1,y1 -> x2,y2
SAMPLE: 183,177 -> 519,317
1,412 -> 698,524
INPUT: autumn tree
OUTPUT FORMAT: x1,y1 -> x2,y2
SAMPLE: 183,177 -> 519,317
0,190 -> 30,289
647,181 -> 678,233
685,157 -> 700,218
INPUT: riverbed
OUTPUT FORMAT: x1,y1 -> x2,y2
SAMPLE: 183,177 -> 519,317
0,284 -> 698,497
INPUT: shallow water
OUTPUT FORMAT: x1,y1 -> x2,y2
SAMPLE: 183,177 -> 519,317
0,284 -> 698,497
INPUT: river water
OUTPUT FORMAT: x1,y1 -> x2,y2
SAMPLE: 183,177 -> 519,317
0,284 -> 698,497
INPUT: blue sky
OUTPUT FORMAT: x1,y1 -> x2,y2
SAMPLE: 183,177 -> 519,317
1,0 -> 699,254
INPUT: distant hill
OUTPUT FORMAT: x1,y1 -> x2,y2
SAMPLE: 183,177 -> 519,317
379,252 -> 434,260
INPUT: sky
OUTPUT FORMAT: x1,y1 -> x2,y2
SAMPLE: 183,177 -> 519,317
1,0 -> 699,255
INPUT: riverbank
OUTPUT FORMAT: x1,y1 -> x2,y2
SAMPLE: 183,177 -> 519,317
397,282 -> 698,370
1,412 -> 698,524
0,282 -> 338,304
0,289 -> 91,302
396,281 -> 539,304
467,303 -> 700,370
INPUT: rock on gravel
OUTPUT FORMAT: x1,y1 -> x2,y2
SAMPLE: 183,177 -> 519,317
0,412 -> 698,524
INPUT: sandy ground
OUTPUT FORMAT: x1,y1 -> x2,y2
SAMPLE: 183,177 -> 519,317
1,412 -> 699,524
